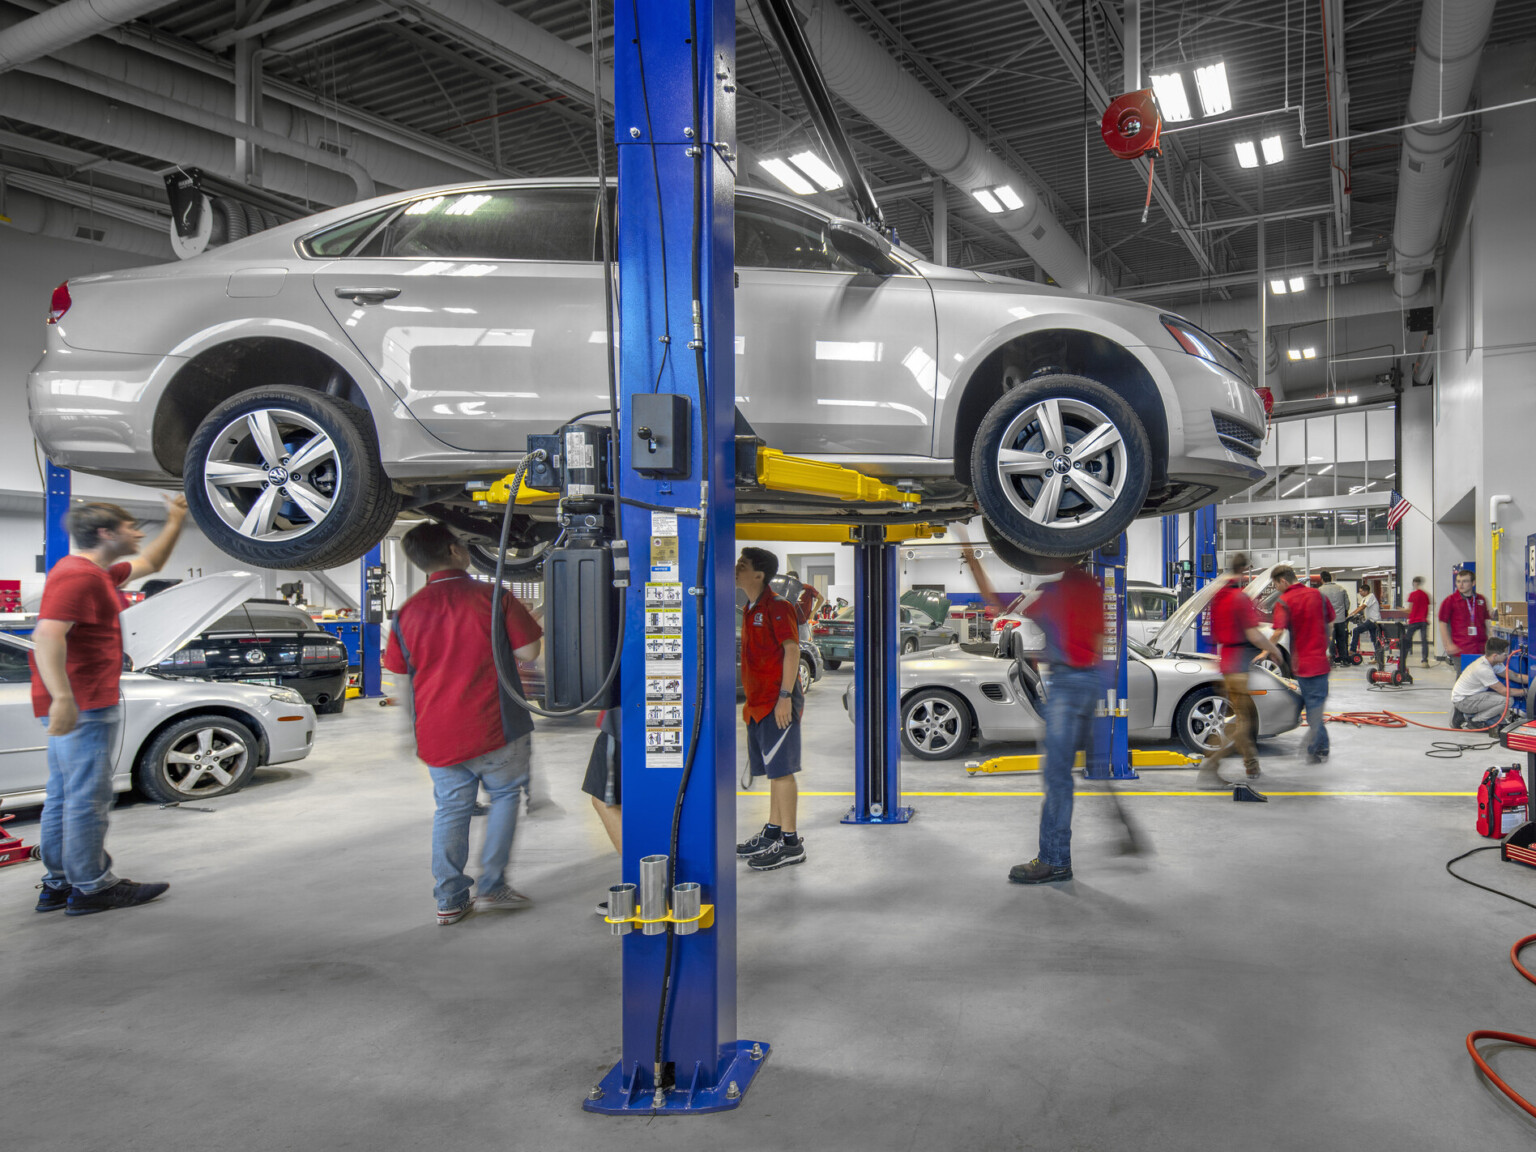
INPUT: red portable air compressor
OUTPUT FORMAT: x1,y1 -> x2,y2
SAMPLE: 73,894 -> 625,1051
1368,626 -> 1414,686
1478,765 -> 1529,839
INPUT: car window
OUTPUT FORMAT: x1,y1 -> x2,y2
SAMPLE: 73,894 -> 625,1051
0,637 -> 30,683
735,196 -> 863,273
357,189 -> 598,262
207,603 -> 315,634
304,207 -> 393,257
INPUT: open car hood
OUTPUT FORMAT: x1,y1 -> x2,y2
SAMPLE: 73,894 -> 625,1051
1148,575 -> 1229,657
119,570 -> 264,670
900,588 -> 951,626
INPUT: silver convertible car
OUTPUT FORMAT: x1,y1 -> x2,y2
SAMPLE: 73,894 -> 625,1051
854,575 -> 1302,760
29,180 -> 1267,573
0,573 -> 317,807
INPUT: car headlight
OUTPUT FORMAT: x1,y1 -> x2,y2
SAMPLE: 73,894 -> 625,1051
1161,314 -> 1251,383
269,688 -> 307,705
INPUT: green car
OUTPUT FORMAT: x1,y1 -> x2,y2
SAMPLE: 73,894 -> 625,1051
813,590 -> 953,669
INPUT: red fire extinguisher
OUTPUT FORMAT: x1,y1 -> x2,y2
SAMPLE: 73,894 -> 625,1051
1478,765 -> 1530,839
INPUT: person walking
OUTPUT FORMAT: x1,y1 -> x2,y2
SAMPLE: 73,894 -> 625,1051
734,547 -> 807,871
1438,567 -> 1491,670
1348,581 -> 1382,661
1269,565 -> 1335,764
1198,554 -> 1285,789
1317,571 -> 1351,664
1450,637 -> 1528,728
1405,576 -> 1432,666
784,568 -> 824,642
1007,559 -> 1104,885
30,497 -> 187,916
384,523 -> 543,925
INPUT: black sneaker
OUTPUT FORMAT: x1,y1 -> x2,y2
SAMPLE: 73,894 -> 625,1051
35,883 -> 70,913
747,838 -> 805,871
736,828 -> 780,859
1009,859 -> 1072,885
65,879 -> 170,917
1450,710 -> 1467,730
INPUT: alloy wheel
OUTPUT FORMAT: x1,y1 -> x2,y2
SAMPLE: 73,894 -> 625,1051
993,397 -> 1129,530
203,408 -> 341,542
1185,695 -> 1235,752
161,725 -> 250,796
904,696 -> 964,755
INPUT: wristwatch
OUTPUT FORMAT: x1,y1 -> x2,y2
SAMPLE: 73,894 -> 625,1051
779,689 -> 793,699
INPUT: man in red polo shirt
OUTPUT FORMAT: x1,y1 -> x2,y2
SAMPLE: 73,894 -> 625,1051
1269,565 -> 1335,764
734,547 -> 807,872
1405,576 -> 1432,666
385,523 -> 542,925
1198,553 -> 1284,788
1438,568 -> 1490,669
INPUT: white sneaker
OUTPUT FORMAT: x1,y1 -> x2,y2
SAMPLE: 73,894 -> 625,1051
476,887 -> 533,911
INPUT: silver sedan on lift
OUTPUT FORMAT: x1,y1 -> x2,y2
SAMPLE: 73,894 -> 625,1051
846,574 -> 1303,760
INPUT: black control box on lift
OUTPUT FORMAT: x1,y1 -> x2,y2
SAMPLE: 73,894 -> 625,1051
630,393 -> 691,477
543,422 -> 623,711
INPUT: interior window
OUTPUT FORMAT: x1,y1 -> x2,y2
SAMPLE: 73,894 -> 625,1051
304,208 -> 392,257
359,189 -> 599,262
735,196 -> 862,273
0,640 -> 31,683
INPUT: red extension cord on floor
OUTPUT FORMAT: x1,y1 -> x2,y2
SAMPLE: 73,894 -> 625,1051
1467,935 -> 1536,1119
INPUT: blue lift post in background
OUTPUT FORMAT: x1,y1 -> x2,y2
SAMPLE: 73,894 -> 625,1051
1192,504 -> 1218,654
843,527 -> 913,824
44,461 -> 70,572
359,544 -> 384,698
587,0 -> 765,1116
1085,533 -> 1135,780
1160,513 -> 1180,588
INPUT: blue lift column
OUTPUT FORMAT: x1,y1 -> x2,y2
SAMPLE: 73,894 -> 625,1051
1160,514 -> 1180,588
44,462 -> 70,571
359,544 -> 384,698
587,0 -> 765,1116
1085,533 -> 1135,780
843,527 -> 912,824
1192,504 -> 1218,654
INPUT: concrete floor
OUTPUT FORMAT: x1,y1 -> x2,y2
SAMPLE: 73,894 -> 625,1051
5,657 -> 1536,1149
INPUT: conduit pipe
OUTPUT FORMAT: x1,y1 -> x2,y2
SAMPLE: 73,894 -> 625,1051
0,0 -> 172,73
1391,0 -> 1498,298
0,185 -> 171,257
1168,278 -> 1435,333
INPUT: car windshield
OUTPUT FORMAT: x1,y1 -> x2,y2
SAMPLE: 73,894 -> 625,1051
834,606 -> 856,620
1127,637 -> 1156,660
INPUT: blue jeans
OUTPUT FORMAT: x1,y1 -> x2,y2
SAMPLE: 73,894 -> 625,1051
1038,667 -> 1099,868
39,705 -> 122,895
1350,620 -> 1379,654
429,735 -> 530,911
1297,674 -> 1330,757
1403,621 -> 1430,663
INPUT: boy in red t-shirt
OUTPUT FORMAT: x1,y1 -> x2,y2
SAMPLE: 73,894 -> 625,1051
1405,576 -> 1432,666
30,497 -> 187,916
1198,554 -> 1284,789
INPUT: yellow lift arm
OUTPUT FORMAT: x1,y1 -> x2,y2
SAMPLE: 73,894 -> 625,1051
735,523 -> 946,544
964,749 -> 1200,776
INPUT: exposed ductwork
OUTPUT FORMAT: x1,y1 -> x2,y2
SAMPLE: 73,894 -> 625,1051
789,0 -> 1102,294
0,0 -> 171,73
1391,0 -> 1498,298
1,185 -> 171,257
1167,278 -> 1435,334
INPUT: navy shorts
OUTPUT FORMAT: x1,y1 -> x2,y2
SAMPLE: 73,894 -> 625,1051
746,713 -> 801,779
580,710 -> 621,805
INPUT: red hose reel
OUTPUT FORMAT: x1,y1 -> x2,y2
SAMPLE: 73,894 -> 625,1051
1100,89 -> 1164,223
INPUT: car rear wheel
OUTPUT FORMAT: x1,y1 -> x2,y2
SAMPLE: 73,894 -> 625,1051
465,518 -> 562,577
901,636 -> 919,654
798,657 -> 813,695
1174,687 -> 1234,756
185,386 -> 401,569
900,688 -> 973,760
137,715 -> 259,803
972,374 -> 1151,558
823,658 -> 842,671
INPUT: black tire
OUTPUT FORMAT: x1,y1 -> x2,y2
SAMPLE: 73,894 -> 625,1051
823,659 -> 842,671
972,373 -> 1152,558
1174,686 -> 1234,756
184,385 -> 401,570
136,714 -> 260,803
466,518 -> 562,577
901,636 -> 919,654
900,687 -> 974,760
798,657 -> 814,695
981,518 -> 1082,575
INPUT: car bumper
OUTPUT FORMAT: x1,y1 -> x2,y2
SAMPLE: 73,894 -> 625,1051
260,703 -> 317,765
816,641 -> 855,661
28,348 -> 182,483
1144,346 -> 1267,505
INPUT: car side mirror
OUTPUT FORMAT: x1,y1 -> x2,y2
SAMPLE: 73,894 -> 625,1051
827,221 -> 896,275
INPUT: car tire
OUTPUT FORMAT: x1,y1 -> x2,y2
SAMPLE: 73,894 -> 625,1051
137,714 -> 260,804
798,657 -> 814,695
981,518 -> 1080,575
972,373 -> 1152,558
901,637 -> 919,655
1174,686 -> 1234,756
823,659 -> 842,671
184,386 -> 402,570
465,519 -> 562,577
900,688 -> 973,760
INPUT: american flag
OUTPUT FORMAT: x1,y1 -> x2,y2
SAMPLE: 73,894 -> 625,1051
1386,489 -> 1413,530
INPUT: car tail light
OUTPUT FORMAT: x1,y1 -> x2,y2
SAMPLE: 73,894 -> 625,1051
303,643 -> 344,663
813,625 -> 828,635
47,281 -> 71,325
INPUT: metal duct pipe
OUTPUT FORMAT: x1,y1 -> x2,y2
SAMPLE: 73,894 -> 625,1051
1391,0 -> 1498,298
23,57 -> 374,199
1167,278 -> 1435,332
0,0 -> 172,72
0,71 -> 360,206
1,186 -> 171,257
790,0 -> 1102,293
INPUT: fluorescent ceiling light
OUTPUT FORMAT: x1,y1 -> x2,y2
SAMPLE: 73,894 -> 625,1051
994,185 -> 1024,211
1289,276 -> 1306,293
1261,135 -> 1285,165
1150,73 -> 1192,123
1234,140 -> 1259,169
1194,62 -> 1232,117
1270,279 -> 1289,295
1347,394 -> 1359,404
1286,348 -> 1302,361
759,158 -> 815,195
1334,396 -> 1347,405
972,188 -> 1004,214
1302,347 -> 1317,360
788,151 -> 843,191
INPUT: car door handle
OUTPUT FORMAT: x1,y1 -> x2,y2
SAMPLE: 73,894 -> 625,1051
334,287 -> 401,305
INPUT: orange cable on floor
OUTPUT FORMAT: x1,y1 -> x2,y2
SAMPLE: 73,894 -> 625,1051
1466,935 -> 1536,1121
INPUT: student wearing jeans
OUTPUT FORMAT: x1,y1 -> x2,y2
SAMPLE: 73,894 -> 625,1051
385,522 -> 542,925
1269,565 -> 1336,764
1198,554 -> 1285,788
1405,577 -> 1432,666
1348,582 -> 1382,658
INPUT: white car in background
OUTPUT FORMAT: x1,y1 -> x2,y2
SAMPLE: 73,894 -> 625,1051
0,572 -> 317,808
991,581 -> 1179,650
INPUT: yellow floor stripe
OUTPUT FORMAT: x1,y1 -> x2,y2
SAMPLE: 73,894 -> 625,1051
741,790 -> 1476,798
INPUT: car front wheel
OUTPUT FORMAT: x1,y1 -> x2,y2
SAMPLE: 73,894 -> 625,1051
1174,687 -> 1234,756
900,688 -> 973,760
972,373 -> 1151,558
185,385 -> 402,569
137,715 -> 259,803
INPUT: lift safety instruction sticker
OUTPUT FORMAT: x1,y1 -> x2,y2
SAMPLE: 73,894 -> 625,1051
650,511 -> 680,581
1101,570 -> 1119,665
644,579 -> 686,768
